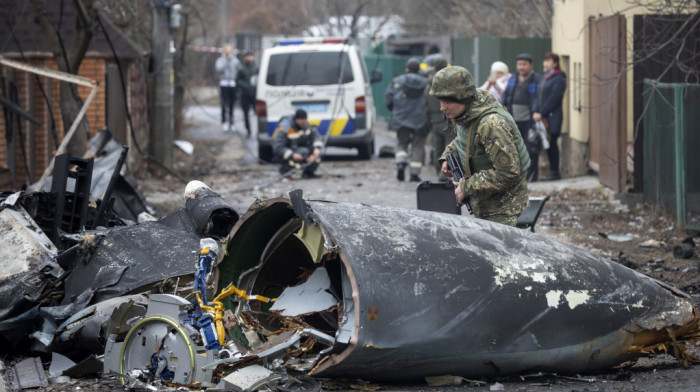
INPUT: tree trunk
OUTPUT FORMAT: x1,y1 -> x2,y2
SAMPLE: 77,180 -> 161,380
173,7 -> 190,140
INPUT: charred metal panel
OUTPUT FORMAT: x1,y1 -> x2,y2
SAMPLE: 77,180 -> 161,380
62,182 -> 238,308
61,211 -> 201,307
222,197 -> 699,381
0,205 -> 60,320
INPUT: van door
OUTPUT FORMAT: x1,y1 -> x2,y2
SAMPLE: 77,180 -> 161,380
263,50 -> 356,138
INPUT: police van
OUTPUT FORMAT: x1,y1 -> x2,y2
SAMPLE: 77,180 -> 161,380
255,37 -> 380,162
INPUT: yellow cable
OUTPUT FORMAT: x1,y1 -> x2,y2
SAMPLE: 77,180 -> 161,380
195,283 -> 277,345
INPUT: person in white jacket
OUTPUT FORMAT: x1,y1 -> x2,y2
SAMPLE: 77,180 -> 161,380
479,61 -> 510,102
215,44 -> 241,131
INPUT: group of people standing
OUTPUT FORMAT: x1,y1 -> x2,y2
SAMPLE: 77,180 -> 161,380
215,45 -> 258,138
500,52 -> 567,182
385,50 -> 566,184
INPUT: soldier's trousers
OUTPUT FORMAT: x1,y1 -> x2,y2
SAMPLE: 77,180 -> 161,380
396,128 -> 427,176
482,214 -> 518,226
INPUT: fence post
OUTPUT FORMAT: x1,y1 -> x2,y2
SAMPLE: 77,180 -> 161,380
674,85 -> 686,229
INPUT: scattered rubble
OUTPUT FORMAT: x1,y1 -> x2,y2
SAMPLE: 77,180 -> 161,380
2,160 -> 700,390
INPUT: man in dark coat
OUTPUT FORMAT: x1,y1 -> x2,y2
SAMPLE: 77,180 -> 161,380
501,53 -> 542,181
236,50 -> 258,138
384,58 -> 429,182
533,52 -> 567,181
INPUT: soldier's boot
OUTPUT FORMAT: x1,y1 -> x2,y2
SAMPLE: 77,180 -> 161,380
397,163 -> 406,181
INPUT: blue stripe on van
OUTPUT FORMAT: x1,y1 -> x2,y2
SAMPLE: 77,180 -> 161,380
267,119 -> 356,136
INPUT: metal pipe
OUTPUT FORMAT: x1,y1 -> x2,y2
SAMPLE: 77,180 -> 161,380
0,55 -> 97,88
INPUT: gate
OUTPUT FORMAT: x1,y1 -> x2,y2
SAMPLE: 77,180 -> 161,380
589,14 -> 627,192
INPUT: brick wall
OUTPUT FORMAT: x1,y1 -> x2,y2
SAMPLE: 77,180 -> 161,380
0,56 -> 126,190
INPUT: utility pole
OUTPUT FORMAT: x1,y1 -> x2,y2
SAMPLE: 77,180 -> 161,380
151,0 -> 174,170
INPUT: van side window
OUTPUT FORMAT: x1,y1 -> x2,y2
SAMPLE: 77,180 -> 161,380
266,52 -> 354,86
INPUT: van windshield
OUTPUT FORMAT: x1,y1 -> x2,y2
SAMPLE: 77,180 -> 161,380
266,51 -> 354,86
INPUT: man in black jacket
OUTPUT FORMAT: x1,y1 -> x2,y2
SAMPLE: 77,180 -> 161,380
501,53 -> 542,181
236,51 -> 258,138
533,52 -> 567,181
384,58 -> 429,182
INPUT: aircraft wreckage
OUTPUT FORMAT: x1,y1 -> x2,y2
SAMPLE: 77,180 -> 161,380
2,181 -> 699,389
100,188 -> 699,388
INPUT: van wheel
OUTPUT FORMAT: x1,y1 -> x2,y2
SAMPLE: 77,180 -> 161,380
258,145 -> 273,164
357,141 -> 374,160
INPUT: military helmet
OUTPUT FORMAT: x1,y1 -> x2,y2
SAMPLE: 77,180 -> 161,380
429,66 -> 476,101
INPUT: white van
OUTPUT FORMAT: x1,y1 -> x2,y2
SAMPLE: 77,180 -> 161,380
255,37 -> 380,162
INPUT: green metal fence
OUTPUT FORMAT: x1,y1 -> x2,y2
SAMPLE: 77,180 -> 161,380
364,36 -> 551,120
642,79 -> 700,230
453,35 -> 551,85
364,53 -> 413,119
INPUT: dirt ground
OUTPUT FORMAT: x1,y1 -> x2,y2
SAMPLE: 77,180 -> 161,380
126,109 -> 700,392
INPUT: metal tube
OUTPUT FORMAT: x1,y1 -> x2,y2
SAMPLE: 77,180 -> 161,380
0,55 -> 97,88
674,84 -> 686,229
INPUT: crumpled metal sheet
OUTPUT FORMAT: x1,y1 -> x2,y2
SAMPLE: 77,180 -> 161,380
60,210 -> 202,307
61,182 -> 239,309
222,196 -> 700,381
7,357 -> 48,390
0,205 -> 61,320
52,294 -> 147,355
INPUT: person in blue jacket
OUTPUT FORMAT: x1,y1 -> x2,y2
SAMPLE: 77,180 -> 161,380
501,53 -> 541,181
533,52 -> 567,181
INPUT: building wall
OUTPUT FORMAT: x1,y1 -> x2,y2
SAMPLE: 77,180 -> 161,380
551,0 -> 670,176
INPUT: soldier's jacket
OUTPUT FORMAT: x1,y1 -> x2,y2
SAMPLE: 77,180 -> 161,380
439,89 -> 529,222
384,73 -> 429,133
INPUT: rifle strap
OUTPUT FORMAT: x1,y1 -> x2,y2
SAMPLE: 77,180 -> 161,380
464,120 -> 474,178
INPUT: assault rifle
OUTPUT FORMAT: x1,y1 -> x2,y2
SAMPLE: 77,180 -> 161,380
446,153 -> 473,215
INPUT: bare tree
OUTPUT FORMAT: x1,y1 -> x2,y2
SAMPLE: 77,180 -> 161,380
29,0 -> 98,156
397,0 -> 552,38
628,0 -> 700,83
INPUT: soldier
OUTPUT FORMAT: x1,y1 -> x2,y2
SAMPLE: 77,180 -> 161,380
273,109 -> 323,178
430,66 -> 530,226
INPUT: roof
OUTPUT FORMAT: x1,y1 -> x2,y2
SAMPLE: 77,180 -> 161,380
0,0 -> 141,59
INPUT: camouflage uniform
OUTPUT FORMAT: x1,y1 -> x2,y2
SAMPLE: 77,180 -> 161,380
431,66 -> 530,226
